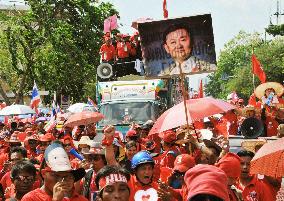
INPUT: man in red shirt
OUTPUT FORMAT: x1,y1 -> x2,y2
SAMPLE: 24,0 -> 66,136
159,130 -> 180,168
129,151 -> 160,201
94,165 -> 130,201
21,142 -> 87,201
1,146 -> 27,192
99,37 -> 116,63
6,161 -> 37,201
216,153 -> 243,201
222,110 -> 239,135
236,150 -> 275,201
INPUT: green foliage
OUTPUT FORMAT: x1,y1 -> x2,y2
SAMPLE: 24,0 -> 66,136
266,24 -> 284,36
0,1 -> 118,103
205,31 -> 284,101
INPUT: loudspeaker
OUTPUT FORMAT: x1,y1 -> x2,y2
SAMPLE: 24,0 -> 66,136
97,63 -> 113,79
240,117 -> 264,139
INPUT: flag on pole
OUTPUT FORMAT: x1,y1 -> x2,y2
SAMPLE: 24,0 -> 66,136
104,15 -> 118,33
44,116 -> 57,132
198,79 -> 204,98
30,81 -> 41,112
248,93 -> 257,106
163,0 -> 168,18
252,54 -> 266,83
51,99 -> 57,117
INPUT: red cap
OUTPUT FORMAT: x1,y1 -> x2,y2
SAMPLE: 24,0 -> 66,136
185,164 -> 229,201
174,154 -> 195,172
126,130 -> 137,137
215,153 -> 241,179
159,130 -> 176,143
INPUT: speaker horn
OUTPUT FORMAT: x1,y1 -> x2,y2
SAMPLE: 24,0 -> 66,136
240,117 -> 264,139
97,63 -> 113,79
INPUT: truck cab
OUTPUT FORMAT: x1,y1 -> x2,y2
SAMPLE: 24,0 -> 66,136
96,79 -> 167,136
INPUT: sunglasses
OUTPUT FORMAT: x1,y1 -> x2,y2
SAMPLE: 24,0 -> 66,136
29,140 -> 38,144
14,175 -> 35,182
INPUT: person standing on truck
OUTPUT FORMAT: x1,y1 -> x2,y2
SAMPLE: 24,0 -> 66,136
99,36 -> 116,63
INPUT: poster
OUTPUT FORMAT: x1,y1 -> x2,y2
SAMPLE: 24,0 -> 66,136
138,14 -> 217,78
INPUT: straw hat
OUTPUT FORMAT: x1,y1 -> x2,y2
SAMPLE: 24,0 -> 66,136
255,82 -> 284,99
74,136 -> 92,148
277,124 -> 284,137
242,105 -> 260,117
241,139 -> 267,153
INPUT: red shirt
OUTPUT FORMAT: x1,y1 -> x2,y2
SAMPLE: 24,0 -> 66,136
264,116 -> 279,137
242,176 -> 275,201
222,111 -> 238,135
160,147 -> 179,169
100,44 -> 116,61
1,171 -> 12,190
0,153 -> 8,170
129,176 -> 159,201
117,42 -> 131,59
21,188 -> 88,201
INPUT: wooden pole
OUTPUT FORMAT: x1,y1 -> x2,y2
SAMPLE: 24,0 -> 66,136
177,63 -> 195,154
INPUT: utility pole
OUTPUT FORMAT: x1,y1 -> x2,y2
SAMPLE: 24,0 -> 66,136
274,0 -> 284,25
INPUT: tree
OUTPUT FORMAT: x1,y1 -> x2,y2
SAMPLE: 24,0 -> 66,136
205,31 -> 284,101
266,24 -> 284,36
28,0 -> 118,102
0,1 -> 119,104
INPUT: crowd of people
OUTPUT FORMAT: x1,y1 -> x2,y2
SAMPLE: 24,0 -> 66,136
0,81 -> 283,201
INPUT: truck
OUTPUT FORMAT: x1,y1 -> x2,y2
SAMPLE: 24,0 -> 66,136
96,78 -> 168,135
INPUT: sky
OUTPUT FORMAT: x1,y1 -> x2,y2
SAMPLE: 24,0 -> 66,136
1,0 -> 282,90
1,0 -> 282,55
103,0 -> 282,56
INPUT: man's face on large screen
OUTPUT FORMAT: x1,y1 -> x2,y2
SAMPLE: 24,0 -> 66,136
164,28 -> 191,64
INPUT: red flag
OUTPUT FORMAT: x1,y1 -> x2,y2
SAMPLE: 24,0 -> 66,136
163,0 -> 168,18
252,54 -> 266,83
198,79 -> 203,98
248,93 -> 257,106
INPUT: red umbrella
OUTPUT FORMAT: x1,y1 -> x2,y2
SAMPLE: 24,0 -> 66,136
64,111 -> 104,128
250,137 -> 284,178
149,97 -> 235,135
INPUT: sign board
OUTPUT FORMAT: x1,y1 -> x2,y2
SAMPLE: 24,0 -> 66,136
98,80 -> 163,102
61,95 -> 70,110
138,14 -> 217,78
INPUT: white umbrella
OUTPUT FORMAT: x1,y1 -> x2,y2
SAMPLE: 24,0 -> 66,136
0,104 -> 36,116
67,103 -> 96,113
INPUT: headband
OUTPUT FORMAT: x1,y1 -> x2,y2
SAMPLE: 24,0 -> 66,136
98,173 -> 128,191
